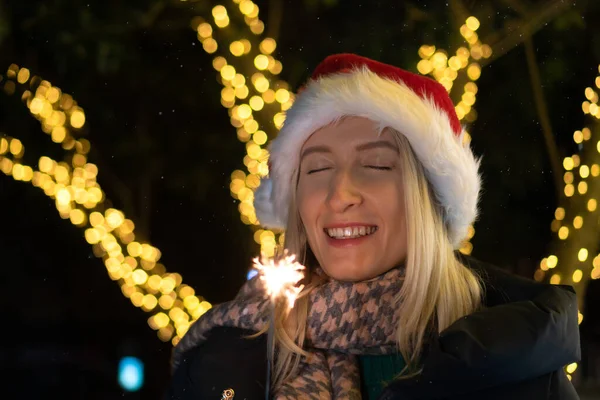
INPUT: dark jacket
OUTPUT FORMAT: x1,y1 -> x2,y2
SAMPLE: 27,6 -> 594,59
165,256 -> 581,399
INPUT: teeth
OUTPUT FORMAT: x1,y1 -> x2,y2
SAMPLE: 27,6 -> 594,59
326,226 -> 377,239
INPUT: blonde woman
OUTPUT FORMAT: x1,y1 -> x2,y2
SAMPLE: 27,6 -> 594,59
166,54 -> 580,400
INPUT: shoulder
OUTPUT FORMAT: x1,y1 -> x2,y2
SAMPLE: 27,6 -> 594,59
457,253 -> 576,307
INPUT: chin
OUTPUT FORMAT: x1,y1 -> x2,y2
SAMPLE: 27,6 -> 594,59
322,263 -> 376,282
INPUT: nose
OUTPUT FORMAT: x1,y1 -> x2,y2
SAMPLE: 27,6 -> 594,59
326,169 -> 363,213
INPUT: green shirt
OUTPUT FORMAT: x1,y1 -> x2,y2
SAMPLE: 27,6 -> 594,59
358,353 -> 406,399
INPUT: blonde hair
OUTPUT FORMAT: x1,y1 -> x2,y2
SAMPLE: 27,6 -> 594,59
259,125 -> 483,389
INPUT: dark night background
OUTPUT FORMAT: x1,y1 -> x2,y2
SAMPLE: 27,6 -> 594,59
1,0 -> 600,398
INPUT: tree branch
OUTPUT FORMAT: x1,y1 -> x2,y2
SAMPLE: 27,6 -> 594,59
480,0 -> 574,68
524,37 -> 563,202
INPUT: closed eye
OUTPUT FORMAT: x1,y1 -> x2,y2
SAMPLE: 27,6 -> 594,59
365,166 -> 392,170
307,167 -> 331,175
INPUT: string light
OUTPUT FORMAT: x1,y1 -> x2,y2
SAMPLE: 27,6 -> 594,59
417,16 -> 491,255
192,1 -> 289,258
533,64 -> 600,380
0,65 -> 211,346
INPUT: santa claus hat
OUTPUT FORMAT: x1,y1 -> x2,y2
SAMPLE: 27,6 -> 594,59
254,53 -> 481,249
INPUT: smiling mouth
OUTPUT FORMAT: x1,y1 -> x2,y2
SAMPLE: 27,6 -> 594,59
324,226 -> 378,239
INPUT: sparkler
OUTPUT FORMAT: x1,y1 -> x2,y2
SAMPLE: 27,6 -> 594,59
252,252 -> 306,400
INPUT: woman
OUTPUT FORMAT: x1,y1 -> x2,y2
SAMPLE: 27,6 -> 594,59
166,54 -> 580,399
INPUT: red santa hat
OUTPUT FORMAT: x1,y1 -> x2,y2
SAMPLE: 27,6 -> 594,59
254,53 -> 481,249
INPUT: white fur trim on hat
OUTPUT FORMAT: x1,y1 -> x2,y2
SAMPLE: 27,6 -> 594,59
254,66 -> 481,249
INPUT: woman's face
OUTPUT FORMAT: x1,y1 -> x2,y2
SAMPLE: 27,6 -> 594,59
297,116 -> 407,282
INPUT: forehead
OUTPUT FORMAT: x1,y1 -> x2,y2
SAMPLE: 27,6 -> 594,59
302,116 -> 395,148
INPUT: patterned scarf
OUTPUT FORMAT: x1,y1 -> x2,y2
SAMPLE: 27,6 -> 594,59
172,265 -> 405,399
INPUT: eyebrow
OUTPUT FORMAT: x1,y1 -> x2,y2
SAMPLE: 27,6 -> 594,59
300,140 -> 399,160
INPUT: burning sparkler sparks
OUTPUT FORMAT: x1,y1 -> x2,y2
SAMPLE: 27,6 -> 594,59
252,251 -> 306,400
252,252 -> 306,309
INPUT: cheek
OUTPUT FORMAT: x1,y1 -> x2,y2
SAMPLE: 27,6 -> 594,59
297,181 -> 322,229
371,181 -> 405,221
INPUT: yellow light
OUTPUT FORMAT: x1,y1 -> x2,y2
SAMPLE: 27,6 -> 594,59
465,16 -> 480,31
585,87 -> 596,101
253,130 -> 267,145
106,208 -> 125,228
212,5 -> 228,19
70,110 -> 85,128
0,138 -> 8,154
254,76 -> 269,92
244,119 -> 258,134
558,226 -> 569,240
131,292 -> 144,307
46,87 -> 61,104
132,269 -> 149,285
578,312 -> 584,324
578,248 -> 588,262
417,60 -> 433,75
563,157 -> 574,170
212,56 -> 227,71
583,127 -> 592,140
573,216 -> 583,229
127,241 -> 143,257
547,255 -> 558,269
247,142 -> 261,159
220,65 -> 236,81
592,164 -> 600,176
9,138 -> 23,156
51,126 -> 66,143
229,41 -> 245,57
197,23 -> 213,38
249,96 -> 264,111
573,269 -> 583,283
232,73 -> 246,88
235,85 -> 249,99
203,38 -> 218,53
259,38 -> 277,54
564,184 -> 574,197
269,60 -> 283,75
578,181 -> 588,194
467,63 -> 481,80
221,87 -> 235,102
588,198 -> 597,212
239,0 -> 255,15
573,130 -> 583,143
249,20 -> 264,35
418,45 -> 436,58
593,268 -> 600,279
564,171 -> 573,184
566,363 -> 578,374
254,54 -> 269,70
275,89 -> 290,103
17,68 -> 30,84
240,39 -> 252,54
237,104 -> 252,119
273,112 -> 286,129
143,294 -> 158,310
550,274 -> 561,285
580,165 -> 590,178
69,209 -> 86,225
153,312 -> 170,329
159,294 -> 175,309
84,228 -> 101,244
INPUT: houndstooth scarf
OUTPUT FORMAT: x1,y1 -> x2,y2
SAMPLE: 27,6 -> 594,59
172,265 -> 405,399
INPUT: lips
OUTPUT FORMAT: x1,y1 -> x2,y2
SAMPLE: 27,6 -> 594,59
325,226 -> 378,239
322,223 -> 379,248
